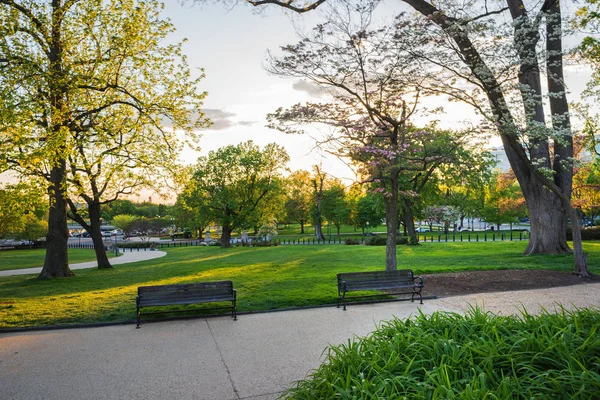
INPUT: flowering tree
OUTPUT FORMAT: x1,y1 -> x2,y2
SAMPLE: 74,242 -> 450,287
267,5 -> 487,270
423,205 -> 460,234
205,0 -> 591,272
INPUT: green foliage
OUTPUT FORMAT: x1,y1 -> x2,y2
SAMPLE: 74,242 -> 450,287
111,214 -> 138,235
285,308 -> 600,399
284,170 -> 313,228
407,235 -> 420,246
344,238 -> 361,245
13,214 -> 48,242
184,141 -> 289,243
396,236 -> 409,245
365,236 -> 387,246
0,183 -> 47,239
2,242 -> 600,328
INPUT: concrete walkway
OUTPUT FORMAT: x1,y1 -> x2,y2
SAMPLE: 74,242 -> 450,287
0,249 -> 167,277
1,283 -> 598,400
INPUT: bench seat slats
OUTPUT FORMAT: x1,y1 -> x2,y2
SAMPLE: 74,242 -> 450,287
337,270 -> 424,310
136,280 -> 236,328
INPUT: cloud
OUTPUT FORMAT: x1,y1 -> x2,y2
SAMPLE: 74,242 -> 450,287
202,109 -> 257,130
292,80 -> 327,97
161,108 -> 256,130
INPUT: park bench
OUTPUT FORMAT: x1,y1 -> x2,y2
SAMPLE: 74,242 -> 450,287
136,281 -> 237,328
337,270 -> 424,310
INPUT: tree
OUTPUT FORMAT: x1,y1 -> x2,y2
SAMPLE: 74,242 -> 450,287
212,0 -> 590,276
14,214 -> 48,244
266,6 -> 488,270
347,187 -> 384,234
284,170 -> 313,234
0,0 -> 206,277
0,183 -> 47,239
184,141 -> 289,247
111,214 -> 138,237
481,171 -> 527,230
423,205 -> 460,234
174,185 -> 213,239
321,180 -> 348,237
310,165 -> 328,241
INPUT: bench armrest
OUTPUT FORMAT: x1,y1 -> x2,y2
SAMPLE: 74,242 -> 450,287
413,275 -> 424,286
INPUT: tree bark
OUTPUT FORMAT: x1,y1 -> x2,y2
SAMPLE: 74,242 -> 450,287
402,198 -> 418,243
87,202 -> 112,269
221,224 -> 232,248
300,220 -> 305,234
39,163 -> 73,278
383,178 -> 399,272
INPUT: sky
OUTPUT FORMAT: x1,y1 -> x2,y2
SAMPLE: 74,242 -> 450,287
1,1 -> 595,202
155,1 -> 595,191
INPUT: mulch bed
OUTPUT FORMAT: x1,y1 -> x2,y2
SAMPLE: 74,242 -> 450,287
421,270 -> 599,298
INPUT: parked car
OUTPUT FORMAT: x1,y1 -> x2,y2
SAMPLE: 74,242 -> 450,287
111,229 -> 123,236
101,231 -> 112,238
415,227 -> 430,233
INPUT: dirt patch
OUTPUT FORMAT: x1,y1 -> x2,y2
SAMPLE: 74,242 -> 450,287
421,270 -> 599,298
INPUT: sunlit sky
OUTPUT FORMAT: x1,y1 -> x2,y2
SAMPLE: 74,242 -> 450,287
156,1 -> 594,189
1,1 -> 595,203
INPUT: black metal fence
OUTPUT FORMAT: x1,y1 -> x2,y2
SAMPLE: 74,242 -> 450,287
1,231 -> 531,252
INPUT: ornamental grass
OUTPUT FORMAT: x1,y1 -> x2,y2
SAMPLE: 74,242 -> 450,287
285,307 -> 600,399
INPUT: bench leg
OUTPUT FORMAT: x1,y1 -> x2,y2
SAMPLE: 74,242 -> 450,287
136,308 -> 141,329
232,300 -> 237,321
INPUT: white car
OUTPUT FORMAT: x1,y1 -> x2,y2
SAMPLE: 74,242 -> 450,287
101,231 -> 112,237
415,227 -> 430,232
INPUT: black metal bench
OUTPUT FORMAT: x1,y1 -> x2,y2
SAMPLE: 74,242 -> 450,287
136,281 -> 237,328
337,270 -> 424,310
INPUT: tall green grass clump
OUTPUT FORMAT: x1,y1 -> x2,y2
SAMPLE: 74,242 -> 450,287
285,308 -> 600,399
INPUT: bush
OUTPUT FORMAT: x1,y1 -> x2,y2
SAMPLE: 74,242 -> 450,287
396,236 -> 408,245
365,236 -> 409,245
567,226 -> 600,241
119,241 -> 154,249
408,235 -> 420,245
344,238 -> 361,245
285,308 -> 600,399
172,231 -> 192,239
365,235 -> 387,246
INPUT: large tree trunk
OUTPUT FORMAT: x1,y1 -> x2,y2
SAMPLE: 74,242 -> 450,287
221,224 -> 232,248
300,220 -> 305,234
521,181 -> 570,254
88,202 -> 112,269
39,163 -> 73,278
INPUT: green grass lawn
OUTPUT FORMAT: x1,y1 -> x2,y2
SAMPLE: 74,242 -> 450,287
0,249 -> 117,271
1,242 -> 598,329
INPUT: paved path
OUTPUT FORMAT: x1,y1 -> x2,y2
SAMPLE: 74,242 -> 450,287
1,283 -> 598,400
0,249 -> 167,277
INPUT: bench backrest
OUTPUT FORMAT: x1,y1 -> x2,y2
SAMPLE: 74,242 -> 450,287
337,270 -> 416,291
138,281 -> 234,302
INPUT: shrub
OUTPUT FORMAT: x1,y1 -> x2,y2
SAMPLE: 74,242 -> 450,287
365,235 -> 386,246
567,226 -> 600,241
119,242 -> 154,249
396,236 -> 408,245
285,308 -> 600,399
344,238 -> 361,245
